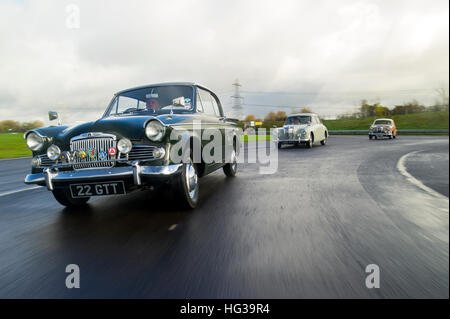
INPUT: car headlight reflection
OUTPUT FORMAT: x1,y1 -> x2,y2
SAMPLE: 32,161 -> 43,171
47,144 -> 61,161
26,132 -> 45,151
145,120 -> 166,141
118,138 -> 133,154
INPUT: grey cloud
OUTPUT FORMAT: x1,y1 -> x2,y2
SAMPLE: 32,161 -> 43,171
0,0 -> 448,122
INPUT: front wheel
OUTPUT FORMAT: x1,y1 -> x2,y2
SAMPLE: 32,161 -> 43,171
173,157 -> 199,209
52,188 -> 90,207
223,149 -> 238,177
306,135 -> 313,148
320,135 -> 327,145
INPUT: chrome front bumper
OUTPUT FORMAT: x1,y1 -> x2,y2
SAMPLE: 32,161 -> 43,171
25,162 -> 183,191
369,132 -> 391,137
276,137 -> 310,143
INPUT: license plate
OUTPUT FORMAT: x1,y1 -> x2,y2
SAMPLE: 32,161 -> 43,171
70,181 -> 126,198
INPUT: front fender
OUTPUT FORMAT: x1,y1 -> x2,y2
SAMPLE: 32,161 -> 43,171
24,126 -> 69,156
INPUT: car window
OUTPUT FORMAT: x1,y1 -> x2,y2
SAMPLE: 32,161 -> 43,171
108,85 -> 194,116
196,92 -> 204,112
199,89 -> 217,117
374,120 -> 392,125
285,116 -> 311,125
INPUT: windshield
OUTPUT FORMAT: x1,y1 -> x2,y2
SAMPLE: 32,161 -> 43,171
285,116 -> 311,125
374,120 -> 392,125
106,85 -> 195,116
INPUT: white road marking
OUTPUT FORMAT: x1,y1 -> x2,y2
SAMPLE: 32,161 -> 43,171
397,150 -> 448,200
0,186 -> 42,197
168,224 -> 177,231
0,156 -> 31,161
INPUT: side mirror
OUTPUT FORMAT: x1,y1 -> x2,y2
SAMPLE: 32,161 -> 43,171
172,96 -> 185,107
48,111 -> 58,121
48,111 -> 61,125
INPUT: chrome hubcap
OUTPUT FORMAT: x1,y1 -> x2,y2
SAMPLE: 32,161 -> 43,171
185,160 -> 198,199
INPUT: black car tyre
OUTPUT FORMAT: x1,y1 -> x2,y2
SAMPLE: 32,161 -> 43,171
173,153 -> 199,209
277,142 -> 282,149
223,148 -> 238,177
306,135 -> 313,148
52,188 -> 90,207
369,135 -> 373,140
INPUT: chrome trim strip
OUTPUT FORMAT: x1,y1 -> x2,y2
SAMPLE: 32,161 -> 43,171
140,164 -> 183,176
25,174 -> 45,184
39,157 -> 160,170
70,132 -> 117,143
23,129 -> 47,140
24,164 -> 183,187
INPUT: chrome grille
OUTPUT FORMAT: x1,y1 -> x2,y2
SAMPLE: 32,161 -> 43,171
284,127 -> 294,139
37,154 -> 53,167
71,136 -> 116,169
120,145 -> 156,161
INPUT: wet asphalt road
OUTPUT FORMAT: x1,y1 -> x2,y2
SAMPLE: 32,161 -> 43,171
0,136 -> 448,298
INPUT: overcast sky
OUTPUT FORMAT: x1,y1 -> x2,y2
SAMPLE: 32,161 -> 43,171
0,0 -> 448,123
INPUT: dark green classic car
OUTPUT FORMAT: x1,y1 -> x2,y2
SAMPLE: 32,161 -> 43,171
24,82 -> 241,209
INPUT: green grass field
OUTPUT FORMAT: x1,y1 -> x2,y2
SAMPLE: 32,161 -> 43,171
323,110 -> 449,130
0,133 -> 31,159
240,134 -> 272,142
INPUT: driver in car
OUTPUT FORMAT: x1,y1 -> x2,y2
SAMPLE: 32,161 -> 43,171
146,98 -> 161,112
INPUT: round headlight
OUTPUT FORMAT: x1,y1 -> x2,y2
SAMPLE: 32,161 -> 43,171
47,144 -> 61,161
145,120 -> 166,141
153,147 -> 166,159
117,138 -> 132,154
26,132 -> 45,151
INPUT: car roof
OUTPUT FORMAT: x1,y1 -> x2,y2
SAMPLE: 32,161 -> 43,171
374,118 -> 394,121
115,82 -> 215,95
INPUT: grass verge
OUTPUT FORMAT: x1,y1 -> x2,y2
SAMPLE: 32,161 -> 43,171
0,133 -> 31,159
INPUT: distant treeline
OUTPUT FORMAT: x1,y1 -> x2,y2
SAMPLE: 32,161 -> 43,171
239,97 -> 449,131
0,120 -> 44,133
338,99 -> 449,119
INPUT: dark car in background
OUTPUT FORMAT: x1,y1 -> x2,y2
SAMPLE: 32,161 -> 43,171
24,82 -> 241,209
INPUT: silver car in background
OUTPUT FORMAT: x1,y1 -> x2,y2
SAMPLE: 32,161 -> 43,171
274,113 -> 329,149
